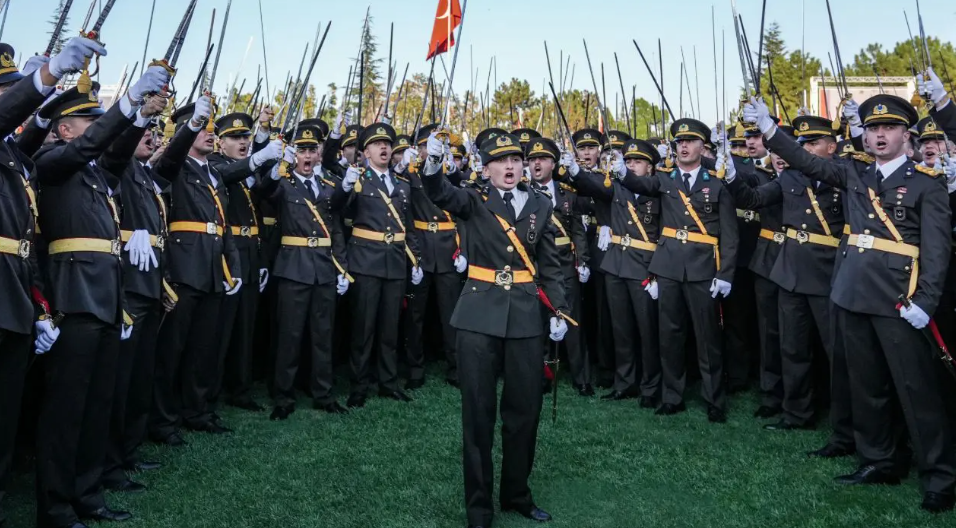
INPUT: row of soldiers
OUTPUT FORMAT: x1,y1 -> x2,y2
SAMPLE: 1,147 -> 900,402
2,33 -> 956,528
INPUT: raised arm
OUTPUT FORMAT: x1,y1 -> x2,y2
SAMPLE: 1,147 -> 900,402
763,131 -> 848,189
619,170 -> 662,196
421,166 -> 477,219
0,72 -> 52,139
725,176 -> 783,210
152,124 -> 198,183
568,169 -> 614,201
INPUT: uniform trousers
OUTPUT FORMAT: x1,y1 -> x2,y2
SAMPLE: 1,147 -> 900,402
0,329 -> 30,525
273,278 -> 337,408
604,274 -> 659,398
753,276 -> 782,410
349,273 -> 404,396
405,270 -> 461,383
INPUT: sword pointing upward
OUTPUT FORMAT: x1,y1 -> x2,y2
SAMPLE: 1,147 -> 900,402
45,0 -> 74,57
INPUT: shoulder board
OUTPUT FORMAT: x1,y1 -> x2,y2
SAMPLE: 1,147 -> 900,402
395,175 -> 409,183
707,169 -> 719,177
657,166 -> 675,173
557,166 -> 568,178
914,163 -> 941,177
851,152 -> 874,164
559,182 -> 576,194
534,187 -> 552,199
321,178 -> 336,187
755,164 -> 774,174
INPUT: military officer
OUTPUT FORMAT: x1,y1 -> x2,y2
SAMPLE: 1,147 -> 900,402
421,131 -> 569,528
0,39 -> 97,526
563,138 -> 661,405
745,91 -> 954,512
333,122 -> 422,407
34,64 -> 171,527
150,96 -> 243,446
586,118 -> 738,423
526,137 -> 591,396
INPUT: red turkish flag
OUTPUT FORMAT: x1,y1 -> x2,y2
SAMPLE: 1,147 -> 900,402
426,0 -> 462,60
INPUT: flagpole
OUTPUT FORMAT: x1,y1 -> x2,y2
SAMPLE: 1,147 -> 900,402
439,0 -> 467,131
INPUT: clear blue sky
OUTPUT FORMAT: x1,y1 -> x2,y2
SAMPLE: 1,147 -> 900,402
2,0 -> 954,125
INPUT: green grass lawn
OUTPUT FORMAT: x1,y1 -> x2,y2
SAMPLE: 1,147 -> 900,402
5,372 -> 954,528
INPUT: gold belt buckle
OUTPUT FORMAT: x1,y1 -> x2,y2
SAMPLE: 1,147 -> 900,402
772,232 -> 785,244
427,221 -> 439,233
855,234 -> 874,249
307,237 -> 319,248
240,226 -> 252,237
621,234 -> 632,250
111,239 -> 122,256
676,229 -> 689,241
743,210 -> 756,222
156,235 -> 165,250
383,232 -> 395,244
205,222 -> 218,235
17,239 -> 30,259
495,270 -> 514,288
796,230 -> 810,244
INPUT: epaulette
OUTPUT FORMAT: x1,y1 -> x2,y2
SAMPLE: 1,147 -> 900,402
657,166 -> 675,173
321,178 -> 336,187
557,166 -> 568,179
707,169 -> 719,177
534,186 -> 552,199
559,182 -> 576,194
755,163 -> 774,175
851,152 -> 874,165
395,175 -> 409,183
915,163 -> 942,177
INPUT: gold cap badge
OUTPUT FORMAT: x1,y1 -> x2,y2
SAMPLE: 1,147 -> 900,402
873,104 -> 888,116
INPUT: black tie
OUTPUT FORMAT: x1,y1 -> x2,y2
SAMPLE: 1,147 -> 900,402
682,173 -> 692,192
876,168 -> 884,195
503,191 -> 517,222
304,179 -> 316,200
380,173 -> 389,190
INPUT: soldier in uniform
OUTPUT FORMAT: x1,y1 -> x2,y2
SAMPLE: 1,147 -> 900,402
725,115 -> 853,453
402,128 -> 466,389
562,138 -> 661,405
333,122 -> 422,407
745,92 -> 955,512
592,118 -> 738,423
254,125 -> 351,419
209,111 -> 274,412
34,63 -> 170,527
101,96 -> 175,494
421,131 -> 569,528
526,137 -> 591,396
0,40 -> 94,526
150,96 -> 243,446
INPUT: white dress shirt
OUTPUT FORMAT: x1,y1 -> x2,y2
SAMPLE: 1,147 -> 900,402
295,172 -> 319,199
497,186 -> 528,218
545,179 -> 558,207
876,153 -> 908,180
677,165 -> 703,190
370,166 -> 394,194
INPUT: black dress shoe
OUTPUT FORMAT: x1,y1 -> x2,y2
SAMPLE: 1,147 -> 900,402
600,390 -> 633,401
707,406 -> 727,424
654,402 -> 686,415
379,389 -> 413,402
405,378 -> 425,391
763,419 -> 814,431
638,396 -> 657,409
502,504 -> 552,522
807,443 -> 855,459
80,507 -> 132,522
446,378 -> 460,389
270,406 -> 293,421
346,394 -> 366,408
153,433 -> 186,447
577,384 -> 595,397
921,491 -> 956,513
133,460 -> 162,471
834,465 -> 901,486
313,401 -> 349,414
105,479 -> 147,493
228,398 -> 264,412
753,405 -> 781,419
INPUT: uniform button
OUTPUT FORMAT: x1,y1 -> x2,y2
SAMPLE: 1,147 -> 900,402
801,224 -> 807,229
805,209 -> 812,214
627,221 -> 633,225
433,216 -> 438,220
868,213 -> 875,219
896,201 -> 902,205
504,285 -> 511,291
92,184 -> 97,189
859,248 -> 865,253
684,211 -> 689,215
905,266 -> 911,271
387,213 -> 392,217
472,287 -> 477,291
507,246 -> 514,253
504,265 -> 511,271
897,194 -> 903,199
176,239 -> 181,243
312,231 -> 317,235
864,229 -> 871,235
7,161 -> 13,167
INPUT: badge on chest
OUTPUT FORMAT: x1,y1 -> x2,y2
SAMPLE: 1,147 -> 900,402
527,213 -> 537,243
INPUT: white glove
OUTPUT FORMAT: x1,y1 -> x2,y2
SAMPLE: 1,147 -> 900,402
710,278 -> 732,299
259,268 -> 269,293
23,55 -> 50,77
597,225 -> 611,252
472,156 -> 484,175
464,140 -> 474,154
549,316 -> 568,342
251,139 -> 283,169
644,279 -> 659,300
120,323 -> 133,341
918,68 -> 949,106
343,165 -> 361,192
797,106 -> 811,116
336,274 -> 350,295
454,254 -> 467,273
128,65 -> 172,105
124,229 -> 158,272
395,147 -> 417,173
560,150 -> 580,177
224,278 -> 243,296
426,132 -> 444,158
710,125 -> 722,149
411,266 -> 424,285
743,97 -> 776,135
611,150 -> 626,178
842,99 -> 863,128
717,148 -> 737,183
656,143 -> 670,161
48,36 -> 107,79
577,265 -> 590,283
382,114 -> 391,125
34,318 -> 60,355
282,145 -> 296,164
900,302 -> 930,330
338,155 -> 349,168
191,95 -> 212,124
331,113 -> 344,139
943,155 -> 956,192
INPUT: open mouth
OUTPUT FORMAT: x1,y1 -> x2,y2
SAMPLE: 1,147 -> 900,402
503,171 -> 516,184
238,146 -> 248,156
875,140 -> 887,150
